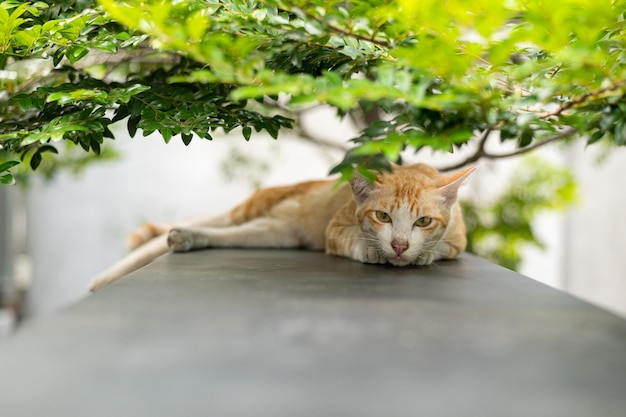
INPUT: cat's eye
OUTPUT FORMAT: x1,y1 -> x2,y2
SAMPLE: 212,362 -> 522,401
415,216 -> 432,227
375,211 -> 392,223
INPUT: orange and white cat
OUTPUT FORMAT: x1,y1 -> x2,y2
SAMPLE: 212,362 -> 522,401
89,163 -> 474,291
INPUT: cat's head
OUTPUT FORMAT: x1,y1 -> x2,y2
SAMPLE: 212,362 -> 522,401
349,164 -> 474,266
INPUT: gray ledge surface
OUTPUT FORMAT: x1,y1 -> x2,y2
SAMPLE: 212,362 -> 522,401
1,250 -> 626,417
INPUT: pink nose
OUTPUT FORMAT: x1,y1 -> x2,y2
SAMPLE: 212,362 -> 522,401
391,240 -> 409,256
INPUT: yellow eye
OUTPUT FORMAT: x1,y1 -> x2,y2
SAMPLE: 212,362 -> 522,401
375,211 -> 392,223
415,216 -> 432,227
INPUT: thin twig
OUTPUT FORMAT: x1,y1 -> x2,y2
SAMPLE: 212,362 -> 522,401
486,127 -> 578,159
291,127 -> 352,152
438,127 -> 578,171
537,80 -> 626,119
438,128 -> 491,172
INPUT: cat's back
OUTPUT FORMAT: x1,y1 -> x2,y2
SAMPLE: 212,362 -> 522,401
230,179 -> 346,224
228,179 -> 350,249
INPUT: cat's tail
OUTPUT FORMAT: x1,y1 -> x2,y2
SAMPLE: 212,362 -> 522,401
88,234 -> 169,292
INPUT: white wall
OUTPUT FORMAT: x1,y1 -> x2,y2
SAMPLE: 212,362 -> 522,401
16,112 -> 626,318
561,144 -> 626,316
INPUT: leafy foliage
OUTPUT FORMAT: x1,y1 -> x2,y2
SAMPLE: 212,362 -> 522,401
0,0 -> 625,183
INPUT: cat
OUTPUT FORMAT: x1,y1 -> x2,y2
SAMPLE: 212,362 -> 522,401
88,163 -> 474,291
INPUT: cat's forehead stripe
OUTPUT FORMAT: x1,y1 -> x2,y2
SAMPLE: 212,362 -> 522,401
390,196 -> 427,214
388,183 -> 427,212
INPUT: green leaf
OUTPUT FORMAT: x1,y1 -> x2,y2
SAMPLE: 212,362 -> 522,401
181,133 -> 193,146
30,152 -> 42,170
52,47 -> 66,66
0,174 -> 15,185
66,44 -> 89,64
614,121 -> 626,146
0,159 -> 21,185
127,116 -> 140,138
587,130 -> 605,145
161,128 -> 173,144
242,126 -> 252,141
90,138 -> 101,155
518,130 -> 534,148
38,145 -> 58,155
0,159 -> 19,171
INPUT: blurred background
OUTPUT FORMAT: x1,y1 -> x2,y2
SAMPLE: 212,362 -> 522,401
1,107 -> 626,342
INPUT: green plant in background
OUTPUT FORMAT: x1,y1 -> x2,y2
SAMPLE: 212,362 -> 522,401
462,157 -> 578,270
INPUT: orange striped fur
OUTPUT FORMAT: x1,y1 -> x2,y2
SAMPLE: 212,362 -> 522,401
89,163 -> 474,291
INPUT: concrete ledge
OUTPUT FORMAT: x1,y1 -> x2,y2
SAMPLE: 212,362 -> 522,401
1,250 -> 626,416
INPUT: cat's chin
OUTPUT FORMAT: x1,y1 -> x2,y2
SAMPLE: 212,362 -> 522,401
387,256 -> 412,267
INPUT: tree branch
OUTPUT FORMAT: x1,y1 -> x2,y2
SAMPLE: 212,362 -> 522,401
437,80 -> 625,172
438,129 -> 491,172
438,127 -> 578,172
537,80 -> 626,119
290,126 -> 352,152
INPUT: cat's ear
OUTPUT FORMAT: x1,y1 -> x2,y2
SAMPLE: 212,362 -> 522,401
436,166 -> 476,207
349,174 -> 376,204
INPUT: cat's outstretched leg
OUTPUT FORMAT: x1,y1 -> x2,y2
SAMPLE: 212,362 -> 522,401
126,212 -> 232,250
167,217 -> 301,252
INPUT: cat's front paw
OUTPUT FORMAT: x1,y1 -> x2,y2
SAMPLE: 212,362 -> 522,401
349,241 -> 386,264
167,228 -> 194,252
413,252 -> 433,266
369,247 -> 387,264
414,252 -> 437,266
358,246 -> 385,264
